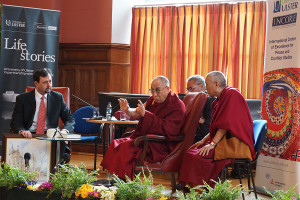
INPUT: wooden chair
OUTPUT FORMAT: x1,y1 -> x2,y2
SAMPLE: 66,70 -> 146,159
134,92 -> 207,192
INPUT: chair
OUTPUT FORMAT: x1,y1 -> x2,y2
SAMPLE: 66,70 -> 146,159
222,120 -> 268,200
25,86 -> 70,129
134,92 -> 207,192
71,106 -> 103,170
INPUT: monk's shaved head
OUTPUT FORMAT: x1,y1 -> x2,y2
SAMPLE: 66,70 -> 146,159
152,75 -> 170,87
206,71 -> 227,88
150,75 -> 170,103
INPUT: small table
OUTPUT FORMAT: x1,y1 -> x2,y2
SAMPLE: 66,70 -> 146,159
36,136 -> 82,165
87,117 -> 139,186
87,117 -> 139,145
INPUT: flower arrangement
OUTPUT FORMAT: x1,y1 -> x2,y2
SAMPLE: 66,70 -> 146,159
0,162 -> 39,189
38,181 -> 53,191
75,183 -> 93,198
93,185 -> 118,200
17,181 -> 37,190
48,163 -> 99,199
1,162 -> 174,200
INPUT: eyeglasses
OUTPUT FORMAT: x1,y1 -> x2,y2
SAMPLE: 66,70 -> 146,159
149,86 -> 167,94
186,85 -> 198,92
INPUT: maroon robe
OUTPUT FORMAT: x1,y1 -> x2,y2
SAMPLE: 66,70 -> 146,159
179,86 -> 255,187
101,91 -> 186,179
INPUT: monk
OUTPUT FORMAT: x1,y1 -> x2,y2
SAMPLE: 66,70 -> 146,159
186,75 -> 215,143
101,76 -> 186,179
179,71 -> 255,188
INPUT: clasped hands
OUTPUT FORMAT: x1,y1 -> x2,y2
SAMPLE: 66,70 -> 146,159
189,140 -> 215,156
118,98 -> 145,117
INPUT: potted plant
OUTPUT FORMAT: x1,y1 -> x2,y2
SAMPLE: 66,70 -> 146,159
177,179 -> 242,200
0,162 -> 39,199
113,171 -> 167,200
264,186 -> 300,200
48,163 -> 98,199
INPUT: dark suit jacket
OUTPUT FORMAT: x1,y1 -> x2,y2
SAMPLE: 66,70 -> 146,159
194,96 -> 215,143
10,89 -> 75,133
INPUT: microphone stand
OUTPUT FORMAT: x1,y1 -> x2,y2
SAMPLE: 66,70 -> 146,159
72,94 -> 99,117
52,128 -> 64,139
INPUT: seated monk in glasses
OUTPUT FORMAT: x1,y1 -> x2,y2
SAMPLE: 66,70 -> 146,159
101,76 -> 186,180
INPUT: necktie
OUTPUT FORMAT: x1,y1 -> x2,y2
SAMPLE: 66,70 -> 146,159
36,96 -> 46,134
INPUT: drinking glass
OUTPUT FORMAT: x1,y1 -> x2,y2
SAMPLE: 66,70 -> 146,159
120,110 -> 126,121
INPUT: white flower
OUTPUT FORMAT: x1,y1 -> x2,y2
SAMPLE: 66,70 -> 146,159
109,186 -> 118,194
94,185 -> 109,191
32,184 -> 41,191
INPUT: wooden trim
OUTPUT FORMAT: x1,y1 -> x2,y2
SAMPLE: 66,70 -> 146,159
58,43 -> 131,112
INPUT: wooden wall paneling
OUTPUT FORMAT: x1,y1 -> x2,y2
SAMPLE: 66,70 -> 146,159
58,43 -> 130,154
110,64 -> 130,92
58,43 -> 130,112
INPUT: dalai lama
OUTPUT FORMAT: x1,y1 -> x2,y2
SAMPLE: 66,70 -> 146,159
101,76 -> 186,179
179,71 -> 255,188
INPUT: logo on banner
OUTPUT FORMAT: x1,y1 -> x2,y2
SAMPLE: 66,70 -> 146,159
274,0 -> 298,13
5,20 -> 26,28
273,0 -> 298,27
33,23 -> 57,31
274,0 -> 281,12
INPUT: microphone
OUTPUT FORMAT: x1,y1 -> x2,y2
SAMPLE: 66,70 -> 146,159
72,94 -> 101,119
24,153 -> 31,168
52,153 -> 70,173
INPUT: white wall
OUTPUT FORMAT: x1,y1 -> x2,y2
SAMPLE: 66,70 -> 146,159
111,0 -> 262,44
111,0 -> 132,44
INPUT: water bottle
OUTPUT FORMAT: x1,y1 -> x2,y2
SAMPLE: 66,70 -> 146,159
106,102 -> 112,120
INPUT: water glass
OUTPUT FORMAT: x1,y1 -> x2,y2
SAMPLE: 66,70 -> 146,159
120,110 -> 126,121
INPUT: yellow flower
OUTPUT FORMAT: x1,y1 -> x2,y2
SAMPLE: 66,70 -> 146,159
159,196 -> 168,200
27,185 -> 33,190
76,183 -> 93,199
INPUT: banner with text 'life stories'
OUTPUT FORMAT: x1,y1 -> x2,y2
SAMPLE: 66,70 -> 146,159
0,5 -> 60,139
256,0 -> 300,193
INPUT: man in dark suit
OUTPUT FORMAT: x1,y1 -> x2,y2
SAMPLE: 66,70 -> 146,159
10,68 -> 75,158
186,75 -> 215,143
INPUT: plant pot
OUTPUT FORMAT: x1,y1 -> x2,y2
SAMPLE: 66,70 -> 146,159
7,188 -> 61,200
0,186 -> 8,200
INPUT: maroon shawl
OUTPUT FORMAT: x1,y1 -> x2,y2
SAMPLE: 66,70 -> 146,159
101,91 -> 186,179
210,86 -> 255,159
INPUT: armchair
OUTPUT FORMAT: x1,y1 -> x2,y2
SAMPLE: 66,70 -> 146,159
134,92 -> 207,192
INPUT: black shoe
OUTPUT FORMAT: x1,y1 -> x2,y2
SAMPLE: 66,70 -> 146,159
231,168 -> 247,179
176,183 -> 183,190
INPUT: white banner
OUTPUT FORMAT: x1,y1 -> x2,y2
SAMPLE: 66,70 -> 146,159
257,0 -> 300,194
256,155 -> 300,193
264,0 -> 300,73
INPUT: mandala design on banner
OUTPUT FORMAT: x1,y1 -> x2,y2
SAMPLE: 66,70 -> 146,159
261,68 -> 300,160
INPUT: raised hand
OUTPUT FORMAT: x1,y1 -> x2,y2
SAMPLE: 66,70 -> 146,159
118,98 -> 129,112
136,100 -> 145,117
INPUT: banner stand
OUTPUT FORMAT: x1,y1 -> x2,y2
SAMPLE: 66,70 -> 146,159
0,5 -> 60,140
